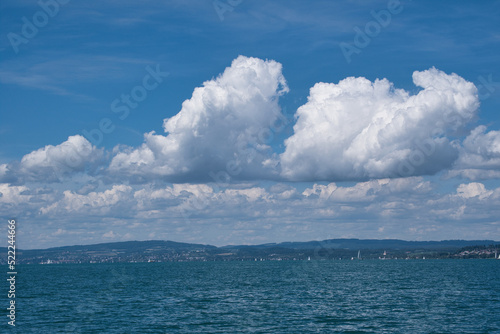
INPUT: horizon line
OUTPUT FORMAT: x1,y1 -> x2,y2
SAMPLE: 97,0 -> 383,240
10,237 -> 500,251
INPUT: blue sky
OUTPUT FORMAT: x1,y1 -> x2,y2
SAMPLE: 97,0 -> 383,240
1,0 -> 500,249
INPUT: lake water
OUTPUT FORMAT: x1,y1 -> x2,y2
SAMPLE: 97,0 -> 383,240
9,260 -> 500,333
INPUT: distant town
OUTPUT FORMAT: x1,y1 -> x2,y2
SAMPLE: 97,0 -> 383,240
2,239 -> 500,265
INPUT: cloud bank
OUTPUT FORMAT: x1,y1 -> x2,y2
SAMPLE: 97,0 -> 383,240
3,58 -> 496,185
3,177 -> 500,249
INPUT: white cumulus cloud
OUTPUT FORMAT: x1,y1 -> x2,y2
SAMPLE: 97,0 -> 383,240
109,55 -> 289,182
456,182 -> 493,200
280,67 -> 479,181
0,135 -> 103,183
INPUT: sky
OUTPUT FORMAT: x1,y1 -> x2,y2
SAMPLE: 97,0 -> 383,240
1,0 -> 500,249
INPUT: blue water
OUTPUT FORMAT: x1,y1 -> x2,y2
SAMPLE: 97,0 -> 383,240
7,260 -> 500,333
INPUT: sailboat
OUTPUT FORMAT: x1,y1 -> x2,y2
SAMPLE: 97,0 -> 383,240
380,250 -> 387,260
357,250 -> 361,260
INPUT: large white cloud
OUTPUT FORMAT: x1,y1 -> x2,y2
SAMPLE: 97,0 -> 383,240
0,135 -> 103,183
109,55 -> 289,182
280,68 -> 479,181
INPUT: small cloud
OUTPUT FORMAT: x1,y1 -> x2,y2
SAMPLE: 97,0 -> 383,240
53,229 -> 66,236
103,231 -> 117,238
457,182 -> 493,200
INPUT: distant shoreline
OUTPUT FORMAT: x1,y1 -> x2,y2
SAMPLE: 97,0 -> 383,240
2,238 -> 499,264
